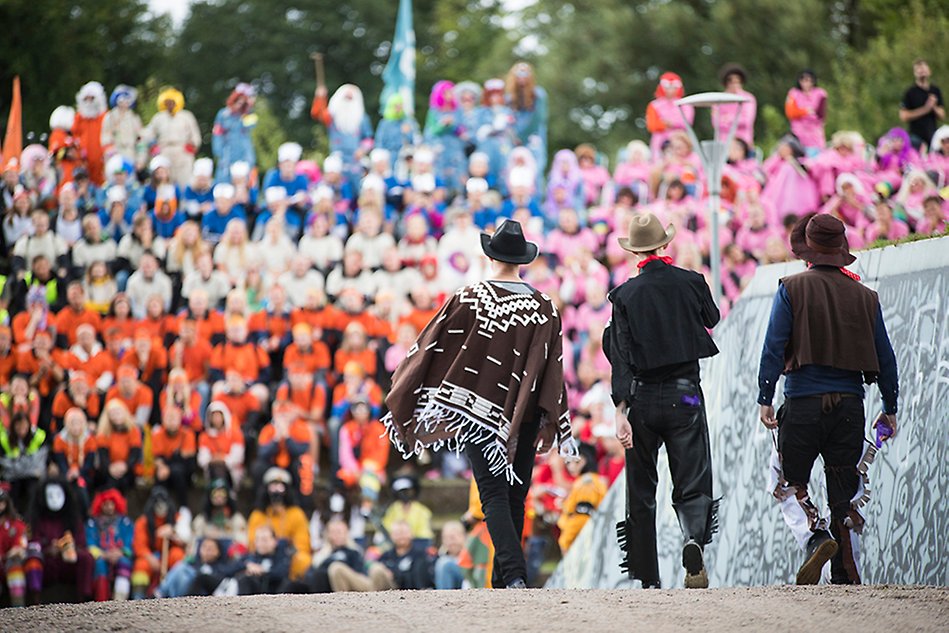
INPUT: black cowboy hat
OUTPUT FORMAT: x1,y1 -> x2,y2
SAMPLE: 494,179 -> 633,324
480,220 -> 538,265
789,213 -> 856,267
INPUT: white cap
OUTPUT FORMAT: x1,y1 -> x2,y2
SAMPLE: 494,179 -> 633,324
278,142 -> 303,163
312,184 -> 334,202
370,148 -> 391,164
213,183 -> 235,199
412,173 -> 436,194
193,157 -> 214,178
106,185 -> 127,204
465,177 -> 488,194
323,154 -> 343,174
149,155 -> 171,172
156,184 -> 177,199
509,166 -> 534,189
469,151 -> 489,166
265,186 -> 288,204
106,155 -> 125,176
414,147 -> 434,164
360,174 -> 385,194
230,161 -> 251,179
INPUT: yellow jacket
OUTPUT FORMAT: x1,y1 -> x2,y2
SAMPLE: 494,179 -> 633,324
557,472 -> 607,553
247,506 -> 311,579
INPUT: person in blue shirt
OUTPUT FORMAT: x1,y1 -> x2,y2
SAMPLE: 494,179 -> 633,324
149,184 -> 186,239
374,94 -> 419,170
757,213 -> 898,587
464,177 -> 500,230
261,143 -> 310,218
142,155 -> 180,213
212,83 -> 257,183
228,160 -> 259,219
202,183 -> 245,245
182,158 -> 215,221
499,166 -> 543,222
252,187 -> 302,242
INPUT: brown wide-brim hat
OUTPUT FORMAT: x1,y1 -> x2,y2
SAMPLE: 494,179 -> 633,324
789,212 -> 857,267
618,213 -> 676,253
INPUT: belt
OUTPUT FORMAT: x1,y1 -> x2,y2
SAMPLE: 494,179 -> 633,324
631,378 -> 698,397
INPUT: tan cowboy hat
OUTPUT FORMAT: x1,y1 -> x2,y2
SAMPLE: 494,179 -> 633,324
618,213 -> 676,253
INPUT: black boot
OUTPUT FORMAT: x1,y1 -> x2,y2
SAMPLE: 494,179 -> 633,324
682,539 -> 708,589
797,529 -> 838,585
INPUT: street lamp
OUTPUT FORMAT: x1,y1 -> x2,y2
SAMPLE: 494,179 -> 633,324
675,92 -> 750,309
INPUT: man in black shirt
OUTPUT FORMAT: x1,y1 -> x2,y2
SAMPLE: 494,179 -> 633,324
899,59 -> 945,148
606,213 -> 720,589
377,521 -> 433,590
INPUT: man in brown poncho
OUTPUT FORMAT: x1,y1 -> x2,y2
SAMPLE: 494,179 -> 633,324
383,220 -> 576,589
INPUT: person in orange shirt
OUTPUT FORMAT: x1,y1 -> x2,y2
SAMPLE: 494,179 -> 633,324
275,363 -> 328,475
16,329 -> 65,402
283,323 -> 331,381
333,322 -> 377,380
399,285 -> 441,336
59,323 -> 103,374
211,370 -> 262,434
131,486 -> 187,599
0,374 -> 40,430
209,317 -> 270,403
168,318 -> 212,423
249,283 -> 293,359
54,282 -> 102,349
336,398 -> 389,515
198,401 -> 245,486
121,329 -> 169,391
177,289 -> 225,346
11,286 -> 54,346
290,287 -> 336,333
0,325 -> 17,388
51,371 -> 101,434
101,294 -> 136,347
329,362 -> 383,476
105,365 -> 153,428
96,399 -> 143,493
135,295 -> 178,348
254,402 -> 313,502
334,288 -> 391,341
159,369 -> 202,431
86,327 -> 126,392
150,407 -> 197,509
52,407 -> 98,489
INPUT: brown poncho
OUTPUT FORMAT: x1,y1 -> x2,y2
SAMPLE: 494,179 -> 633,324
383,280 -> 576,483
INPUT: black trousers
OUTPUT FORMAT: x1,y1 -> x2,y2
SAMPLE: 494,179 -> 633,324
778,395 -> 865,583
465,415 -> 540,587
624,380 -> 714,585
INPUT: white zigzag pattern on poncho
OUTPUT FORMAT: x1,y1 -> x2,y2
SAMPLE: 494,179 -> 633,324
458,282 -> 551,337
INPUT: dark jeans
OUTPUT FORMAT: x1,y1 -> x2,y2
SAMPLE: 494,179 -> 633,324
778,395 -> 865,583
465,415 -> 540,587
624,379 -> 714,585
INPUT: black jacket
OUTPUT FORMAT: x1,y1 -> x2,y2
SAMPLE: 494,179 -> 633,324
606,260 -> 720,404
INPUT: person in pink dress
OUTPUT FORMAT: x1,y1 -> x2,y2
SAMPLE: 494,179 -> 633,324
875,127 -> 922,192
557,247 -> 609,306
916,195 -> 948,235
820,173 -> 872,236
761,135 -> 821,222
864,199 -> 910,243
612,141 -> 653,203
545,149 -> 584,219
785,70 -> 828,155
576,144 -> 611,207
713,63 -> 757,147
894,169 -> 939,227
735,195 -> 780,261
645,72 -> 695,157
651,132 -> 702,198
808,131 -> 869,200
545,207 -> 598,265
721,243 -> 756,305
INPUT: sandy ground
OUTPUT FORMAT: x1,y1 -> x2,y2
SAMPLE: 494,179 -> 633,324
4,586 -> 948,632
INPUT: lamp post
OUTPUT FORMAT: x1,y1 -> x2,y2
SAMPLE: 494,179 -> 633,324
675,92 -> 749,308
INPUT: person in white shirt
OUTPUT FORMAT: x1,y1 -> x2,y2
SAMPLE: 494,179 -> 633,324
125,252 -> 173,317
277,254 -> 325,308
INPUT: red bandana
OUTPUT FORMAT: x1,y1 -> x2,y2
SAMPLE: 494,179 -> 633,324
807,263 -> 861,281
637,255 -> 673,270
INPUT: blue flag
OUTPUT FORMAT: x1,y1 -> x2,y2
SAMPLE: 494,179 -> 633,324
380,0 -> 415,116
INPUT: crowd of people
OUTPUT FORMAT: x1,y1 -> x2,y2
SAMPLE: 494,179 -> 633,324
0,56 -> 946,605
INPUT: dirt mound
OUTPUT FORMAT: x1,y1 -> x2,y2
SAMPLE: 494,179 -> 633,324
4,585 -> 947,632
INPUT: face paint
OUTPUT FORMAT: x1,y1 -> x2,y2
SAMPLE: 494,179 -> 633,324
46,484 -> 66,512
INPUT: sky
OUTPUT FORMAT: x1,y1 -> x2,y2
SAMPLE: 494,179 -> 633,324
148,0 -> 192,26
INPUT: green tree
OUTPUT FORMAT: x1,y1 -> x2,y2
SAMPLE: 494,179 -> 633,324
0,0 -> 171,139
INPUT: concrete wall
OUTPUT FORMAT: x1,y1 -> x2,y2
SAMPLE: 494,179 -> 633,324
547,235 -> 949,588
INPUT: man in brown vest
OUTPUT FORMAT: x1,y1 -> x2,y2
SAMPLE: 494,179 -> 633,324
757,213 -> 899,585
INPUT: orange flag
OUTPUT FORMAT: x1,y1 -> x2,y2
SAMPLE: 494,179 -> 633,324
2,76 -> 22,169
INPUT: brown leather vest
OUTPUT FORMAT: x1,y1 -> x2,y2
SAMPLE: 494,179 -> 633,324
781,267 -> 880,376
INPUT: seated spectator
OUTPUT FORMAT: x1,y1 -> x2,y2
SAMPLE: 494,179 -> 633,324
0,484 -> 30,606
164,220 -> 206,282
211,370 -> 262,433
376,520 -> 433,590
150,184 -> 186,239
161,536 -> 232,599
202,183 -> 244,245
894,169 -> 938,226
11,210 -> 68,279
576,143 -> 610,207
278,255 -> 325,309
315,517 -> 390,592
916,195 -> 948,235
325,249 -> 374,301
254,188 -> 303,242
85,488 -> 134,601
254,403 -> 313,500
181,252 -> 231,308
384,322 -> 418,374
209,317 -> 270,402
131,487 -> 189,599
105,365 -> 153,428
181,158 -> 215,221
59,324 -> 103,379
27,477 -> 94,602
16,329 -> 65,403
275,363 -> 327,476
433,520 -> 467,590
398,213 -> 438,268
298,209 -> 344,274
557,443 -> 607,553
102,294 -> 136,345
370,247 -> 423,303
54,282 -> 102,348
51,407 -> 98,488
337,398 -> 388,512
169,318 -> 213,408
334,322 -> 376,378
71,214 -> 117,276
126,253 -> 172,319
228,525 -> 293,596
116,214 -> 167,286
150,406 -> 197,511
198,402 -> 246,486
0,412 -> 48,510
257,217 -> 298,278
190,478 -> 248,548
381,474 -> 434,548
246,467 -> 311,580
613,140 -> 652,197
95,399 -> 143,493
865,198 -> 910,243
159,369 -> 202,431
135,294 -> 179,345
213,219 -> 258,288
122,328 -> 169,395
51,370 -> 100,434
83,261 -> 118,315
178,289 -> 225,343
345,208 -> 395,270
545,207 -> 598,265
